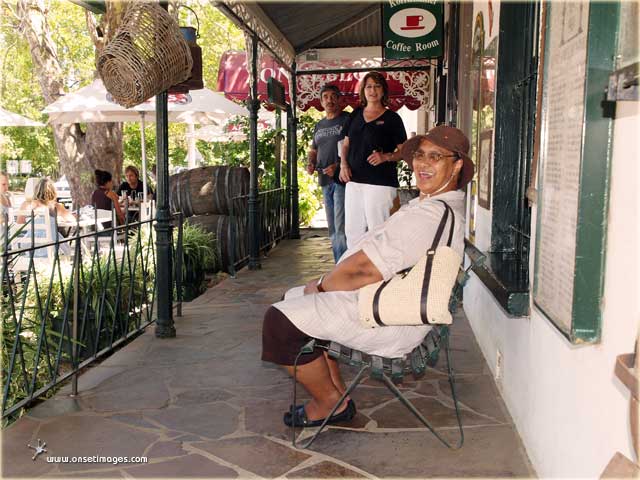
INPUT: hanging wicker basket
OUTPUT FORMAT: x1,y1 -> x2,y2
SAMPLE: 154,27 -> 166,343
97,3 -> 193,108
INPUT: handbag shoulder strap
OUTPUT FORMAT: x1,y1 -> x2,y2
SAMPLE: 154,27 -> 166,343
419,201 -> 456,325
439,200 -> 456,247
428,200 -> 455,252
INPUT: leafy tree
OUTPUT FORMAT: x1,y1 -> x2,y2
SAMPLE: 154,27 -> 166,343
1,0 -> 245,204
1,0 -> 127,205
177,0 -> 245,90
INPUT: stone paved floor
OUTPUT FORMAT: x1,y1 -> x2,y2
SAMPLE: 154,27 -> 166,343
2,229 -> 536,478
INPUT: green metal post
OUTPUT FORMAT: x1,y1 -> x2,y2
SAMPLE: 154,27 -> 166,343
275,109 -> 282,188
154,90 -> 176,338
71,211 -> 80,396
176,212 -> 183,318
290,62 -> 300,239
248,35 -> 261,270
286,105 -> 293,234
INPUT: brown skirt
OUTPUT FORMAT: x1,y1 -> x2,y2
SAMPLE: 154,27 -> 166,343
261,306 -> 323,366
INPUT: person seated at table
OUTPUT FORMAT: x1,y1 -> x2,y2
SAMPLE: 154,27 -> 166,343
0,172 -> 10,249
92,169 -> 125,224
0,172 -> 11,213
16,178 -> 74,256
17,178 -> 74,224
262,126 -> 474,428
117,165 -> 154,201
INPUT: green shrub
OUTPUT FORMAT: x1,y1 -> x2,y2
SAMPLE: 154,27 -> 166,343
296,163 -> 322,226
174,222 -> 216,301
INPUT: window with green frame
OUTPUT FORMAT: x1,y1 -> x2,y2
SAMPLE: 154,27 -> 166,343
469,2 -> 541,317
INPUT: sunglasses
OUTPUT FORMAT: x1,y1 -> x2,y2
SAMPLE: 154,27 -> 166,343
412,150 -> 459,163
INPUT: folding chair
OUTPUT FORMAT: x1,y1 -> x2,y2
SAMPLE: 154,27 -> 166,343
290,248 -> 487,450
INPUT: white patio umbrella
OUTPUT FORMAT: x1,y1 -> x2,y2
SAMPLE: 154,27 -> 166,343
43,79 -> 248,201
0,107 -> 44,127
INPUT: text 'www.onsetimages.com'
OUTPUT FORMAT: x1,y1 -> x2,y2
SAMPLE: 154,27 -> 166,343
46,456 -> 148,465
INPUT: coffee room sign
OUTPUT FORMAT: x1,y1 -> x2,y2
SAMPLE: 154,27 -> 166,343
382,1 -> 444,60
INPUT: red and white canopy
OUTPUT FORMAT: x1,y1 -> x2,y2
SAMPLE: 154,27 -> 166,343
217,51 -> 431,112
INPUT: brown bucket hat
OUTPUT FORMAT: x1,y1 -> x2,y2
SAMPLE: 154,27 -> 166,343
402,126 -> 475,189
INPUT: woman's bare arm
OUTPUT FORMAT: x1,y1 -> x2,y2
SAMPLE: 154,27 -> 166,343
304,250 -> 383,294
106,191 -> 125,223
55,203 -> 76,223
16,200 -> 32,224
339,136 -> 352,183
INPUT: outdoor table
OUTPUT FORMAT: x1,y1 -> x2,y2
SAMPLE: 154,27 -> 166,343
57,214 -> 113,238
121,201 -> 140,223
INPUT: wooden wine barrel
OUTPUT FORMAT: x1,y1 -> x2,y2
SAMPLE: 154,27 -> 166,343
170,166 -> 250,217
187,214 -> 247,273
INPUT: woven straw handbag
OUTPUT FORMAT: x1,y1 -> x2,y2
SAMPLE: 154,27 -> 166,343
97,3 -> 193,108
359,201 -> 462,327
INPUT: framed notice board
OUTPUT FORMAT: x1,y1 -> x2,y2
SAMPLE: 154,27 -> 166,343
533,3 -> 619,344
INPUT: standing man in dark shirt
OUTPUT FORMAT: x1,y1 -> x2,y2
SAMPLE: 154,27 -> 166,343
307,85 -> 350,262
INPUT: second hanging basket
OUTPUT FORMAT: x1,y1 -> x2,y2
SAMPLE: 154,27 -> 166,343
97,3 -> 193,108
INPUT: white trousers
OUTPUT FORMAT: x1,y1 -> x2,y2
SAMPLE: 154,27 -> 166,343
344,181 -> 398,248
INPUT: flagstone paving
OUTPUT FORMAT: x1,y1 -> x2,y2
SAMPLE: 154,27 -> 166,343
2,229 -> 536,478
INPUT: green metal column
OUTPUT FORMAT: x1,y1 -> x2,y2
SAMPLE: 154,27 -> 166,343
248,35 -> 261,270
286,105 -> 293,234
446,2 -> 460,126
275,109 -> 282,188
289,63 -> 300,239
154,90 -> 175,338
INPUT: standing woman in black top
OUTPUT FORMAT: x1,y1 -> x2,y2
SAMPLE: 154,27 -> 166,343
91,169 -> 125,224
339,71 -> 407,248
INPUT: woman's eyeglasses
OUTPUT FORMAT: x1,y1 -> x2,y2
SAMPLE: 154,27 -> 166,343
412,150 -> 459,163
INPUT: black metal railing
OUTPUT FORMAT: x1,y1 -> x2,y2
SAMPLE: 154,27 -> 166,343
0,207 -> 184,422
228,187 -> 288,275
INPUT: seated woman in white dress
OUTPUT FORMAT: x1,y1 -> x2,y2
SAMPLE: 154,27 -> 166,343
262,126 -> 475,428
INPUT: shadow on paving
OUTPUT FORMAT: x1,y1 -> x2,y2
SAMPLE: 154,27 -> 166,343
1,228 -> 536,478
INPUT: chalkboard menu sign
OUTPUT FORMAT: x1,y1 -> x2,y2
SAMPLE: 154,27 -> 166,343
533,3 -> 619,344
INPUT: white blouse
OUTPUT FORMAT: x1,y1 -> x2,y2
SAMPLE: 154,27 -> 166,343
273,190 -> 466,358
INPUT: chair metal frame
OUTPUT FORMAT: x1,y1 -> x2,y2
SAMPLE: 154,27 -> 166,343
291,250 -> 486,450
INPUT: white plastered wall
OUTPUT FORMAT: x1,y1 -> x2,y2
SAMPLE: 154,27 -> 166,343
463,3 -> 640,475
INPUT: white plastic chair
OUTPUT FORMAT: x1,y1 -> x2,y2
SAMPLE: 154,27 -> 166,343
139,200 -> 156,222
10,207 -> 70,271
84,208 -> 127,261
23,177 -> 39,201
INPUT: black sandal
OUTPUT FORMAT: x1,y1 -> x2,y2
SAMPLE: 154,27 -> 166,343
283,399 -> 356,427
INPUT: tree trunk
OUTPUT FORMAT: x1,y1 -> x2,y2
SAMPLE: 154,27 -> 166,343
17,0 -> 123,206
